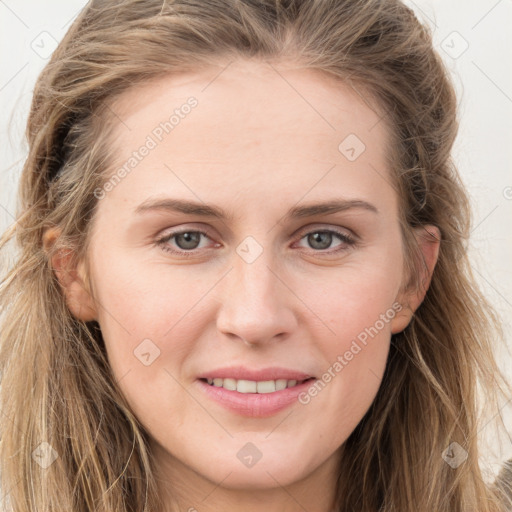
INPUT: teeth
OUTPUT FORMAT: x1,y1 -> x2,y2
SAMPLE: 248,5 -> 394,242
275,379 -> 287,391
205,377 -> 308,393
222,378 -> 237,391
256,380 -> 275,393
237,379 -> 257,393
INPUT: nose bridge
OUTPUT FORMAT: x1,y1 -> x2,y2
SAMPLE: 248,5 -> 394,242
235,247 -> 279,308
215,237 -> 296,345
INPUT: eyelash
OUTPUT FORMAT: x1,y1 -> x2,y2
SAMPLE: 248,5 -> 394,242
155,227 -> 356,258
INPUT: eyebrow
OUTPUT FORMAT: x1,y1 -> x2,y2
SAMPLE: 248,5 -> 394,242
134,197 -> 379,220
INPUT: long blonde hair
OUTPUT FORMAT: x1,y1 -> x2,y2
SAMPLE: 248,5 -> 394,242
1,1 -> 511,510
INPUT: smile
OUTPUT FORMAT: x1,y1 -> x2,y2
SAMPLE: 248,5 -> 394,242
201,377 -> 314,393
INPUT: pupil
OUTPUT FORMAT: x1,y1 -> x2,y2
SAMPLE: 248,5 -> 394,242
309,232 -> 331,250
177,232 -> 200,249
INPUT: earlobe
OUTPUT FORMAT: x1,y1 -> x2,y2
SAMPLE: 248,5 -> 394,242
43,227 -> 98,322
390,225 -> 441,334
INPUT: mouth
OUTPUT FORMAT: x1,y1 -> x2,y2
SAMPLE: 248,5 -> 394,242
199,377 -> 316,394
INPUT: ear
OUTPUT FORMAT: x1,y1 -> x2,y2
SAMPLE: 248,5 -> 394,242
42,227 -> 98,322
390,225 -> 440,334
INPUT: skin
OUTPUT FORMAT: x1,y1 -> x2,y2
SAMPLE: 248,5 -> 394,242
44,59 -> 440,512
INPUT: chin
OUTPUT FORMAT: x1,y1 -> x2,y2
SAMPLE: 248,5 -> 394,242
203,463 -> 305,490
197,449 -> 312,490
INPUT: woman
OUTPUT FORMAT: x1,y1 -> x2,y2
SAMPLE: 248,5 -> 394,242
1,0 -> 511,511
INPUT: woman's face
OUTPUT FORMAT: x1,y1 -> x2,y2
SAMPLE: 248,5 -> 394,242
58,59 -> 437,504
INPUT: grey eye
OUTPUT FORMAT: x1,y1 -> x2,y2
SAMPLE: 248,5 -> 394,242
306,231 -> 334,250
174,232 -> 203,250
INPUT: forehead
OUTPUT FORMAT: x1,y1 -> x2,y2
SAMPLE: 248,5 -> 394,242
100,59 -> 397,216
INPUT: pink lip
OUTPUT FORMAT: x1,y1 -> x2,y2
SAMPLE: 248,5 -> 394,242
196,366 -> 316,418
198,366 -> 313,381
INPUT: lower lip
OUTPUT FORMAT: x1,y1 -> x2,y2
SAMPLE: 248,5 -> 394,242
196,378 -> 316,418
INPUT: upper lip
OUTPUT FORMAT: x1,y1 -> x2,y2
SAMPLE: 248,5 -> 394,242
198,366 -> 314,382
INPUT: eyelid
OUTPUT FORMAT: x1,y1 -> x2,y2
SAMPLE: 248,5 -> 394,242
155,222 -> 357,256
156,226 -> 216,247
157,223 -> 355,242
157,223 -> 213,238
293,223 -> 356,239
291,225 -> 357,254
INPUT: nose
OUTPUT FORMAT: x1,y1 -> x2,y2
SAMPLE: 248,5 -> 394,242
215,249 -> 298,347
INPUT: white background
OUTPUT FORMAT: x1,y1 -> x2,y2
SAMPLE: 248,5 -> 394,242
1,0 -> 511,475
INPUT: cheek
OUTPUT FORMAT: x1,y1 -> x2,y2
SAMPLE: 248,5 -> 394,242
294,290 -> 393,458
293,256 -> 402,344
88,249 -> 218,425
91,248 -> 215,345
296,339 -> 389,475
291,259 -> 399,422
